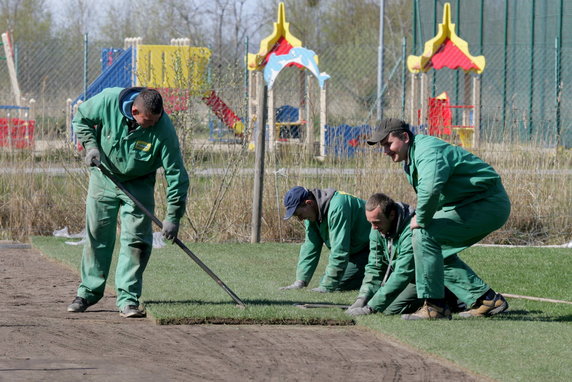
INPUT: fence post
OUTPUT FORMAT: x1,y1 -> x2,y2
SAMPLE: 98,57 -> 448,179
319,82 -> 327,157
83,33 -> 88,101
376,0 -> 385,121
251,72 -> 267,243
528,0 -> 536,140
401,37 -> 407,120
555,37 -> 562,148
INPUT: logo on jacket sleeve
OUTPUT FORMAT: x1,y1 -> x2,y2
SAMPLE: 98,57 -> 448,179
135,140 -> 152,152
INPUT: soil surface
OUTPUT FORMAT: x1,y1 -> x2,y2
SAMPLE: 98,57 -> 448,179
0,247 -> 486,381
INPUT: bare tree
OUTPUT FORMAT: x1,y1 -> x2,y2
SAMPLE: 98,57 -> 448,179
0,0 -> 53,42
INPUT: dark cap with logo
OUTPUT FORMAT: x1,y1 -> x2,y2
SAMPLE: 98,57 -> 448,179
283,186 -> 310,220
366,118 -> 410,145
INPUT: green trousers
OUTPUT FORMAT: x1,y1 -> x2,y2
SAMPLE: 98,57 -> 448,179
76,169 -> 155,309
381,284 -> 464,315
382,283 -> 423,315
328,247 -> 369,291
412,182 -> 511,304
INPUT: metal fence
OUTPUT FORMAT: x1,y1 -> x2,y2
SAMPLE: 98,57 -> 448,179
0,0 -> 571,148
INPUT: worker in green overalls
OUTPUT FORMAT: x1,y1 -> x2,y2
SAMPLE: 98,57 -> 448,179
367,118 -> 510,320
279,186 -> 370,292
67,87 -> 189,318
346,192 -> 494,317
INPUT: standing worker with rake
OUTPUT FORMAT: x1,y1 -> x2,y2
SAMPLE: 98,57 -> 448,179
67,87 -> 189,318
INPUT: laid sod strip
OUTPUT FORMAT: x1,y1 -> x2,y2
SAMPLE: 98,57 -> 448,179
31,237 -> 356,325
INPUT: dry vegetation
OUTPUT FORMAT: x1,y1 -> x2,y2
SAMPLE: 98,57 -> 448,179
1,132 -> 570,246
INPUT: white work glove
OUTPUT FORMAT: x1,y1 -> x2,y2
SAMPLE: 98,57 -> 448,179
279,280 -> 307,290
349,297 -> 367,309
345,305 -> 375,316
310,286 -> 329,293
85,148 -> 100,167
161,220 -> 179,242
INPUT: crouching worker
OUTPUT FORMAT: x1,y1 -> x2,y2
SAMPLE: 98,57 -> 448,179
67,87 -> 189,318
346,193 -> 503,319
280,186 -> 370,292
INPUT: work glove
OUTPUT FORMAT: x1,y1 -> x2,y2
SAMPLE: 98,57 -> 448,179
161,220 -> 179,242
279,280 -> 307,290
349,297 -> 367,309
85,148 -> 100,167
345,305 -> 375,316
310,286 -> 329,293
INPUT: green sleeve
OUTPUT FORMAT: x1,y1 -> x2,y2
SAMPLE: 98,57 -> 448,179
358,229 -> 388,301
319,201 -> 353,291
414,148 -> 451,227
72,94 -> 106,151
160,123 -> 189,223
367,229 -> 416,312
295,221 -> 323,283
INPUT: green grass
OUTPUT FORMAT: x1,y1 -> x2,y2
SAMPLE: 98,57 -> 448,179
31,237 -> 572,381
31,237 -> 355,325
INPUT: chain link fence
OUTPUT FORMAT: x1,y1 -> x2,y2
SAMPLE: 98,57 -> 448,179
0,0 -> 570,244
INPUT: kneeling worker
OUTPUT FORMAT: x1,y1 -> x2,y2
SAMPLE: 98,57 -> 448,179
280,186 -> 370,292
347,193 -> 506,319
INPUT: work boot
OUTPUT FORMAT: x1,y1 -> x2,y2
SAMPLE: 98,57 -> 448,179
67,296 -> 93,313
401,300 -> 452,320
459,292 -> 508,318
119,305 -> 146,318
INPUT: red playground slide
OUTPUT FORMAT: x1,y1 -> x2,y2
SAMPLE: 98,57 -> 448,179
201,90 -> 244,135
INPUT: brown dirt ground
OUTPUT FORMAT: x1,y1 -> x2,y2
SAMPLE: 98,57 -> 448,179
0,247 -> 487,382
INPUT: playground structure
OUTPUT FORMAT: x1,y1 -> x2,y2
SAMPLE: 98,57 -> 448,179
67,37 -> 244,143
1,31 -> 36,150
407,2 -> 485,149
247,2 -> 329,157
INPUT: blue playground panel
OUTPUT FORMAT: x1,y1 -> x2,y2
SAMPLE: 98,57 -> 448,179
325,124 -> 374,158
275,105 -> 300,139
73,48 -> 133,105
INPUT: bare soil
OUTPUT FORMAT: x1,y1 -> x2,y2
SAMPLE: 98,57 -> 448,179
0,247 -> 486,381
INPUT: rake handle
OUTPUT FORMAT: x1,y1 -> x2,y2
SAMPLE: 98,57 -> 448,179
92,159 -> 247,308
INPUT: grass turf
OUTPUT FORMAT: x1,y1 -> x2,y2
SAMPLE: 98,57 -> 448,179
31,237 -> 572,381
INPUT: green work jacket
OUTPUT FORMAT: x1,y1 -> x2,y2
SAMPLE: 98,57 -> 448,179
359,203 -> 416,312
73,87 -> 189,223
296,190 -> 370,291
405,134 -> 501,228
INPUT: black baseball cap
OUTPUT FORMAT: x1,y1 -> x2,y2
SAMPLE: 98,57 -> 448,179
366,118 -> 410,145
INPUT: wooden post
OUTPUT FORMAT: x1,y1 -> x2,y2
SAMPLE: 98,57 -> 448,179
419,73 -> 429,128
247,70 -> 254,140
472,75 -> 481,148
305,72 -> 314,155
319,82 -> 327,157
410,72 -> 418,125
267,87 -> 275,152
2,32 -> 22,106
251,77 -> 267,243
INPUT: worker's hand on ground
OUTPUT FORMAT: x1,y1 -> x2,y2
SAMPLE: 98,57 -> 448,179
161,220 -> 179,242
279,280 -> 307,290
345,305 -> 375,316
349,297 -> 366,309
310,286 -> 329,293
85,148 -> 100,167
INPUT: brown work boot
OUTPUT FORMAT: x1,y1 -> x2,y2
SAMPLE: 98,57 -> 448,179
459,293 -> 508,318
401,300 -> 452,320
